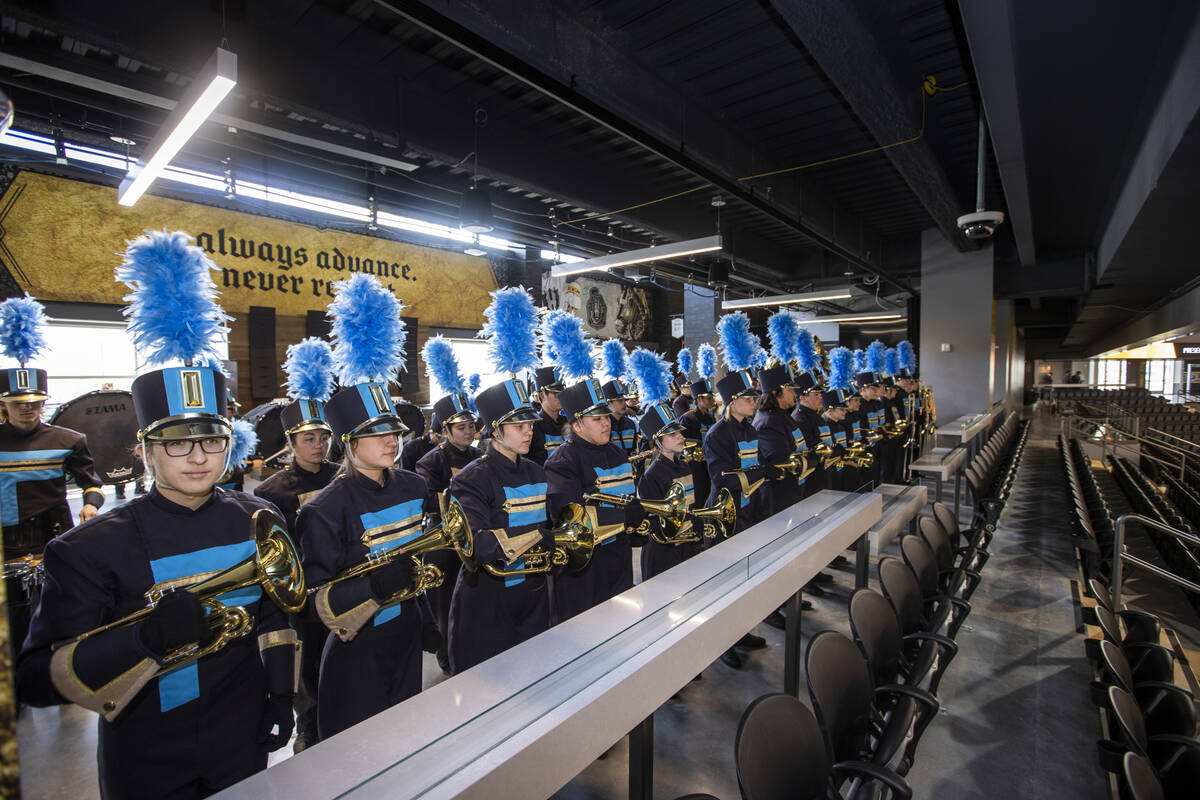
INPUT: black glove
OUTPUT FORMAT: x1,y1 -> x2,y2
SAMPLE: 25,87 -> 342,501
258,694 -> 295,752
138,590 -> 209,660
623,498 -> 648,529
763,463 -> 785,481
422,621 -> 444,654
368,557 -> 417,602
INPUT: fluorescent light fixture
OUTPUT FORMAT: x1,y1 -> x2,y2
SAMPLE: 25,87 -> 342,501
721,288 -> 853,310
540,248 -> 584,264
811,311 -> 905,324
550,235 -> 722,278
118,47 -> 236,206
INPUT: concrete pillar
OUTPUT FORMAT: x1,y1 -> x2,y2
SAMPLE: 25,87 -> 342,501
683,284 -> 720,376
919,229 -> 994,425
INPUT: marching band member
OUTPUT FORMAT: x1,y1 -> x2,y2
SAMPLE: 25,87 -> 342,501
252,337 -> 338,753
629,348 -> 705,580
447,289 -> 552,670
296,274 -> 431,740
754,312 -> 809,518
600,339 -> 639,457
543,311 -> 645,622
415,336 -> 482,675
0,295 -> 106,655
18,231 -> 298,799
527,366 -> 566,466
680,343 -> 719,507
671,348 -> 694,417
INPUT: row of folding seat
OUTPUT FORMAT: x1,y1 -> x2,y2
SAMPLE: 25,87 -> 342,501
724,415 -> 1034,800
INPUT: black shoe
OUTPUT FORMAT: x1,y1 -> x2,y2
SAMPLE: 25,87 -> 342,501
800,599 -> 813,611
436,649 -> 452,676
720,648 -> 743,669
115,486 -> 126,499
814,571 -> 836,584
737,632 -> 767,649
764,610 -> 787,630
804,582 -> 827,598
832,555 -> 849,566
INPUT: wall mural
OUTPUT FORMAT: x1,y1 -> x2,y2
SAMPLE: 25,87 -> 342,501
541,273 -> 651,341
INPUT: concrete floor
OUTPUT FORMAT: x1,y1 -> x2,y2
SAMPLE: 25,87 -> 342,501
14,413 -> 1182,798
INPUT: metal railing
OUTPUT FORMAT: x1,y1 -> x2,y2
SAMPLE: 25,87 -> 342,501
1111,513 -> 1200,611
1061,411 -> 1194,481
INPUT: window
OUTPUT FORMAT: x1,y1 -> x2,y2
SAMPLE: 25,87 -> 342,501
0,318 -> 229,414
1145,359 -> 1171,396
436,338 -> 514,394
1090,359 -> 1126,387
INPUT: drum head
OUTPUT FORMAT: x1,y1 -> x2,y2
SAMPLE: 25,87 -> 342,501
49,390 -> 143,484
242,401 -> 289,461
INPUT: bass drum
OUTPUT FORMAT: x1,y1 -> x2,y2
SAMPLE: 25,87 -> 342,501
242,400 -> 289,462
49,390 -> 142,485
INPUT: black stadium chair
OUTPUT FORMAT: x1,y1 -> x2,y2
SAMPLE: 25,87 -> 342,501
900,534 -> 980,604
878,556 -> 969,643
805,631 -> 938,776
849,588 -> 955,695
1123,752 -> 1165,800
1094,640 -> 1196,738
734,693 -> 911,800
1103,686 -> 1200,795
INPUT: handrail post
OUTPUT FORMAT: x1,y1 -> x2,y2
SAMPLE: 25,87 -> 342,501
1111,515 -> 1128,612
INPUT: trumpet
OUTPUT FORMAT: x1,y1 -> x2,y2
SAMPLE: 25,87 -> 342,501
484,502 -> 595,577
843,442 -> 875,469
312,490 -> 474,605
774,451 -> 817,483
689,488 -> 736,540
814,443 -> 843,469
882,420 -> 908,438
584,481 -> 688,534
682,441 -> 706,463
52,510 -> 306,675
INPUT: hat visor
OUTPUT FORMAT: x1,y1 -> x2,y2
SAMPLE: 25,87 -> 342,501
143,416 -> 233,440
493,407 -> 539,427
1,391 -> 48,403
733,387 -> 760,399
347,415 -> 409,440
652,421 -> 686,439
285,420 -> 333,437
441,410 -> 478,428
537,382 -> 565,393
574,401 -> 613,419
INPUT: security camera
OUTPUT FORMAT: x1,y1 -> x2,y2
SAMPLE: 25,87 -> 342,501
956,210 -> 1005,239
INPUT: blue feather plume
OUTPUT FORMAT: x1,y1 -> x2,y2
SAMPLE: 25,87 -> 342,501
866,340 -> 886,375
227,418 -> 258,470
697,343 -> 718,381
542,309 -> 594,381
117,230 -> 230,367
828,347 -> 854,390
466,373 -> 481,413
767,311 -> 800,366
884,347 -> 900,377
283,337 -> 335,402
328,274 -> 406,385
898,340 -> 917,372
628,348 -> 672,406
423,335 -> 467,397
796,328 -> 819,372
676,348 -> 693,379
853,349 -> 867,374
601,339 -> 628,382
751,346 -> 769,370
0,294 -> 49,366
481,287 -> 539,375
717,312 -> 758,372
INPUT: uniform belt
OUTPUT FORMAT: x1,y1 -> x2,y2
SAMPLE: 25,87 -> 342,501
2,509 -> 65,554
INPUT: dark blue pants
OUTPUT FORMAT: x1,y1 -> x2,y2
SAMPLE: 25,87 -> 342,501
447,569 -> 550,673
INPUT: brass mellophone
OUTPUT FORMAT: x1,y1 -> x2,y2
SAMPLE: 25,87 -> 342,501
52,510 -> 307,676
842,441 -> 875,469
687,488 -> 737,542
483,502 -> 595,577
315,490 -> 475,604
814,443 -> 843,470
681,441 -> 706,463
584,481 -> 689,534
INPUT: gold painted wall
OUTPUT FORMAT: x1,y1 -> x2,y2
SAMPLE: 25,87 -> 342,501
0,171 -> 497,326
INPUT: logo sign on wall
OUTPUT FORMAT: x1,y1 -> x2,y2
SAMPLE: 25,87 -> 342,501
1174,342 -> 1200,359
0,171 -> 498,329
541,273 -> 651,340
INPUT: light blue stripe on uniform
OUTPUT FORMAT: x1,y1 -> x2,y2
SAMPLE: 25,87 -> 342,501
502,482 -> 548,527
736,440 -> 758,470
149,540 -> 258,712
592,463 -> 634,499
359,499 -> 425,625
0,448 -> 71,525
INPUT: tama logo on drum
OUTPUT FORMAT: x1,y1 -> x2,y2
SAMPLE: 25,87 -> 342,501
85,404 -> 128,415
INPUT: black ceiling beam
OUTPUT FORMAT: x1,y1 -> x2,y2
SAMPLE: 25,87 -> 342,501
956,0 -> 1037,267
764,0 -> 970,254
375,0 -> 917,296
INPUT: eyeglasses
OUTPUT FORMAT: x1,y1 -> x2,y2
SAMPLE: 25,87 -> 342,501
156,437 -> 230,457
